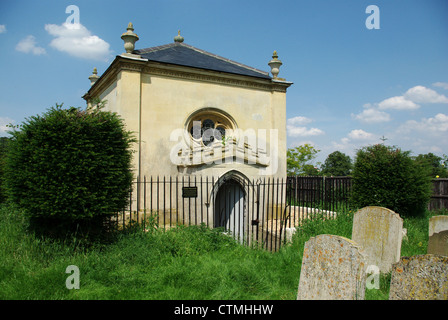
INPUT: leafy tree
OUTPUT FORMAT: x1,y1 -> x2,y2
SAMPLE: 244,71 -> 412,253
302,164 -> 321,176
414,153 -> 448,178
351,144 -> 432,217
321,151 -> 352,176
442,154 -> 448,168
287,144 -> 320,176
4,102 -> 136,236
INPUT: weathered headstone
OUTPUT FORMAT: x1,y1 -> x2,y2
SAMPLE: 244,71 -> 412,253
428,215 -> 448,256
352,206 -> 403,273
428,230 -> 448,256
389,254 -> 448,300
297,234 -> 367,300
429,215 -> 448,237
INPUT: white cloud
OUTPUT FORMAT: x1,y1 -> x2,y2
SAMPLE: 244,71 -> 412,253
15,35 -> 46,55
352,104 -> 391,123
287,125 -> 324,137
330,129 -> 377,158
350,85 -> 448,157
376,86 -> 448,111
347,129 -> 375,141
394,113 -> 448,156
287,116 -> 312,126
398,113 -> 448,135
404,85 -> 448,104
0,25 -> 6,34
338,129 -> 375,146
433,82 -> 448,90
286,116 -> 324,137
45,22 -> 112,61
378,96 -> 420,110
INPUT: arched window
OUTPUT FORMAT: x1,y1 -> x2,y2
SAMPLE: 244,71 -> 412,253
186,109 -> 236,147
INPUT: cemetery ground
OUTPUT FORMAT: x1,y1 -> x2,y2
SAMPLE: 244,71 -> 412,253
0,203 -> 446,300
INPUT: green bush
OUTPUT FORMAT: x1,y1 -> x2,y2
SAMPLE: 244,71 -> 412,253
0,137 -> 10,203
351,144 -> 432,217
4,103 -> 136,233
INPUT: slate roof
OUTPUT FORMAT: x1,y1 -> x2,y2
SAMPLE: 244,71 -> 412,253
134,42 -> 271,80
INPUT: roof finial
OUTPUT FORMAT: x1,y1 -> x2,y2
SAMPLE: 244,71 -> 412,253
174,30 -> 184,43
268,50 -> 283,79
121,22 -> 139,54
88,67 -> 99,86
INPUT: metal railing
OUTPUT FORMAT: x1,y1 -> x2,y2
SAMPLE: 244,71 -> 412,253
117,176 -> 354,251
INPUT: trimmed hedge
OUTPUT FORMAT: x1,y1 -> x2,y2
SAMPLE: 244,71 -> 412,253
0,137 -> 9,203
351,144 -> 432,217
4,103 -> 136,227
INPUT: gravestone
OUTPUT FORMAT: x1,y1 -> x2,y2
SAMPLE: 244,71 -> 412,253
297,234 -> 367,300
428,230 -> 448,256
352,206 -> 403,273
428,216 -> 448,256
389,254 -> 448,300
429,215 -> 448,237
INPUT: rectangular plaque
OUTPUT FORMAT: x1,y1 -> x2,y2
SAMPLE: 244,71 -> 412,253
182,186 -> 198,198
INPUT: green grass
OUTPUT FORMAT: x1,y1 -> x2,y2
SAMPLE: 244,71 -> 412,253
0,203 -> 445,300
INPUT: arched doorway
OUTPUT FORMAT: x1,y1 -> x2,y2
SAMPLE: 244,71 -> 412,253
214,176 -> 246,242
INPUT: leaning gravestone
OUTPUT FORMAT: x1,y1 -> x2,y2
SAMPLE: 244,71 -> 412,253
297,234 -> 367,300
352,206 -> 403,273
389,254 -> 448,300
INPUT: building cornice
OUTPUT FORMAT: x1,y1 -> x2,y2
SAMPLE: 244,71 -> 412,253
83,55 -> 293,102
143,62 -> 292,93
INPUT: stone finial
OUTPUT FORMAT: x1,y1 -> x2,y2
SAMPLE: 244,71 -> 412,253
268,50 -> 283,79
121,22 -> 139,53
88,67 -> 99,86
174,30 -> 184,43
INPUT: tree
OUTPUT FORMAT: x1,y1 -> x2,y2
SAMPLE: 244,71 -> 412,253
321,151 -> 352,176
414,153 -> 448,178
351,144 -> 432,217
287,144 -> 320,176
302,164 -> 321,176
4,102 -> 136,236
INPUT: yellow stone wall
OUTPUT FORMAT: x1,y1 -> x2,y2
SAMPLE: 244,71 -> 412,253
86,56 -> 291,182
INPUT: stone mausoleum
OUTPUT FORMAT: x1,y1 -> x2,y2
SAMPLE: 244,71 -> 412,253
82,23 -> 293,243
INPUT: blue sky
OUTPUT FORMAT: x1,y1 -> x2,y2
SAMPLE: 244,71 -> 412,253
0,0 -> 447,165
